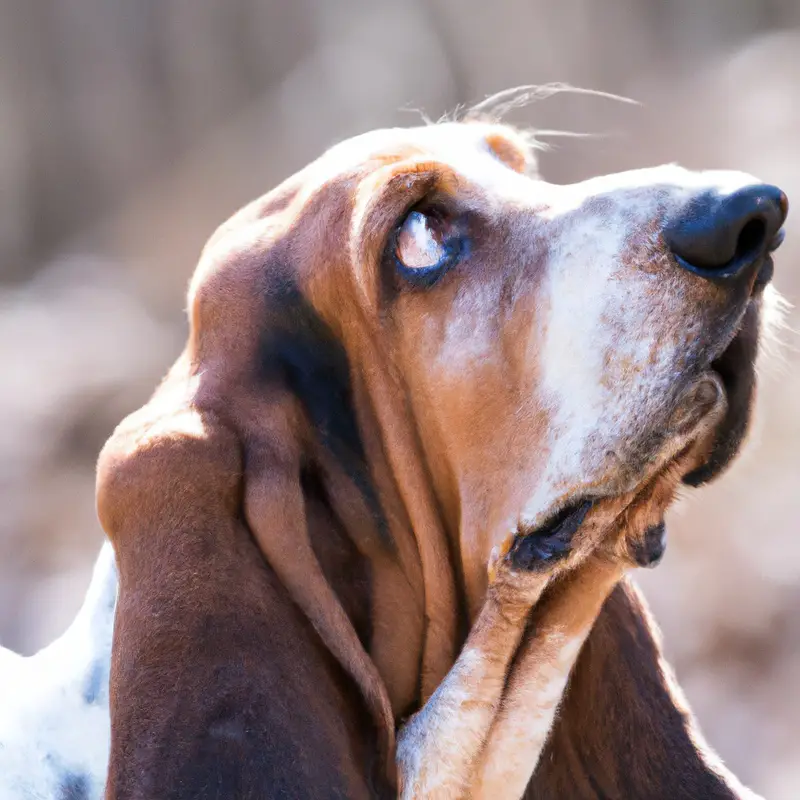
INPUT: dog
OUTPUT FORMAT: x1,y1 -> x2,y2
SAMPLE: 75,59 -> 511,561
2,116 -> 786,798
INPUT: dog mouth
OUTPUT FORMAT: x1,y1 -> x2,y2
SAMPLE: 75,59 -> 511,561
515,433 -> 702,572
683,223 -> 784,484
515,327 -> 756,562
515,297 -> 764,566
682,301 -> 760,487
510,499 -> 595,570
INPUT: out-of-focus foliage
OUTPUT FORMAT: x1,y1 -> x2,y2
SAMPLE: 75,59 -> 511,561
1,1 -> 798,795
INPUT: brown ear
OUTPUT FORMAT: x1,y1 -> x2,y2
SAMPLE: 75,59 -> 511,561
97,370 -> 400,797
97,217 -> 402,795
527,578 -> 758,799
242,419 -> 396,766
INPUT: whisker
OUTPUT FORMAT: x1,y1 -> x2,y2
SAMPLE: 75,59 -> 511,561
466,83 -> 640,121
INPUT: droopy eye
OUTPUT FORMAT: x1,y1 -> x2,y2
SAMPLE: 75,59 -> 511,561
394,209 -> 462,284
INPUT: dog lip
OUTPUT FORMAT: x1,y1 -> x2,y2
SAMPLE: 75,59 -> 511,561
668,374 -> 724,436
753,256 -> 774,290
518,498 -> 595,541
510,499 -> 595,570
681,309 -> 758,487
768,227 -> 786,252
751,226 -> 783,290
632,521 -> 667,568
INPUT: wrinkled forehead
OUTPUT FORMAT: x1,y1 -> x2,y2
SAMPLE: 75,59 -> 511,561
310,123 -> 762,222
310,122 -> 538,199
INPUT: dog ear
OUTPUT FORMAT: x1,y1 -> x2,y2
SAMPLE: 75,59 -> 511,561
97,211 -> 400,794
242,280 -> 397,762
529,579 -> 754,799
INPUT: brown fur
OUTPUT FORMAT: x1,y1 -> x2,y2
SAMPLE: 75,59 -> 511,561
530,579 -> 758,799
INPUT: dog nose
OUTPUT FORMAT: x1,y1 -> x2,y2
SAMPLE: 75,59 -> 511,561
665,184 -> 788,281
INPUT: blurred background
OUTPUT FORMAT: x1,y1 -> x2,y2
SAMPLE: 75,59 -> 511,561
1,0 -> 798,795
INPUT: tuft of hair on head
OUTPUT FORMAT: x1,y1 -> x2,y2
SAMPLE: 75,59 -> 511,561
453,83 -> 639,158
398,105 -> 435,126
463,83 -> 639,122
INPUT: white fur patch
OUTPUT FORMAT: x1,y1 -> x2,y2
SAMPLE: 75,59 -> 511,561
397,646 -> 503,798
0,542 -> 116,800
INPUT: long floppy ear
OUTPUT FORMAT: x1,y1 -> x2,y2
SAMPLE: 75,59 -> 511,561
240,281 -> 398,755
528,579 -> 760,799
97,198 -> 400,796
98,383 -> 395,797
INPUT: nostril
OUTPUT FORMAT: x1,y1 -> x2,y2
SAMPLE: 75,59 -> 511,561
734,218 -> 767,263
665,184 -> 787,281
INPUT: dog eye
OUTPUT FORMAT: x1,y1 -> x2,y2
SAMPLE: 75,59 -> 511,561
393,210 -> 462,285
396,211 -> 448,270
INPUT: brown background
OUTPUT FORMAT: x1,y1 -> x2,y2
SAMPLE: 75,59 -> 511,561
1,1 -> 798,795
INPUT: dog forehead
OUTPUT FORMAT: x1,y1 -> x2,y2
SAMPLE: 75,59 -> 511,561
314,122 -> 537,198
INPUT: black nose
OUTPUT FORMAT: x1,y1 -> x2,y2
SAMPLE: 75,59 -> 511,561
665,184 -> 788,281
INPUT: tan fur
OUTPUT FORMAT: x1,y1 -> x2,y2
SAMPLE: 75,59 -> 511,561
396,544 -> 549,799
472,561 -> 620,800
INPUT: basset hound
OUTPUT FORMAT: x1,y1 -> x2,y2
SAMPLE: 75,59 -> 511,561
2,118 -> 786,798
